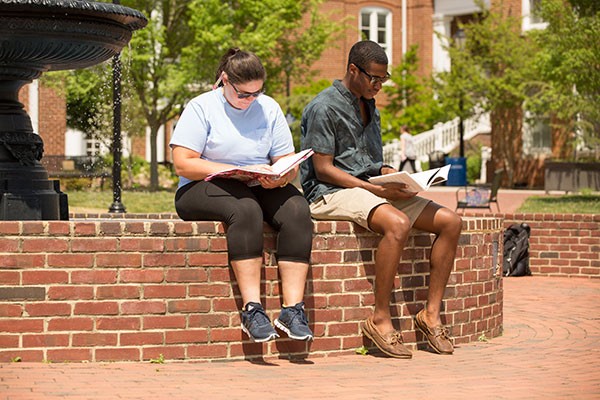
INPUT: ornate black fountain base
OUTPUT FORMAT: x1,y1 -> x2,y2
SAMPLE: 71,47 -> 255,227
0,80 -> 69,220
0,177 -> 69,221
0,0 -> 147,220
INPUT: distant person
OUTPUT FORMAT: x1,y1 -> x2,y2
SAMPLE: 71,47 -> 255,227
170,48 -> 313,343
399,125 -> 417,173
300,40 -> 462,358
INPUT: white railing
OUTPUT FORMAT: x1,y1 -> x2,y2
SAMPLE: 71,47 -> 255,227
383,113 -> 491,168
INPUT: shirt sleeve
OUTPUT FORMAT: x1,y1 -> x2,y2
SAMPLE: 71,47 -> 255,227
268,101 -> 295,158
169,99 -> 209,154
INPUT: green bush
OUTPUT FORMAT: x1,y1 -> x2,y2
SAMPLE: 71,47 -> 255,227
466,152 -> 482,184
63,177 -> 93,191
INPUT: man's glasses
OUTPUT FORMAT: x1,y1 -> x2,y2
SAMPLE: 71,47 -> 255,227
354,64 -> 390,85
229,81 -> 264,99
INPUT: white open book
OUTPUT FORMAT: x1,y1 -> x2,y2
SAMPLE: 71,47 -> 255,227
205,148 -> 314,185
368,164 -> 451,192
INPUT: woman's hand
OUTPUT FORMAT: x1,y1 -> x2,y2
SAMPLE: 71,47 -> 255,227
257,171 -> 292,189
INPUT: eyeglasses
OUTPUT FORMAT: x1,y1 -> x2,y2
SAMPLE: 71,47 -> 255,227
354,64 -> 390,85
229,81 -> 264,99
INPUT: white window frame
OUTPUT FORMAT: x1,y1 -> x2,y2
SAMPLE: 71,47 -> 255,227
359,7 -> 393,63
522,0 -> 547,32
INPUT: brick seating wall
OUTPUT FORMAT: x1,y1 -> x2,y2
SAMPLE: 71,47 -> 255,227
502,213 -> 599,278
67,211 -> 600,278
0,217 -> 504,363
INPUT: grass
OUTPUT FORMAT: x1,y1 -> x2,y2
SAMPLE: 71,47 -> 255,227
66,190 -> 175,213
517,194 -> 600,214
66,189 -> 600,214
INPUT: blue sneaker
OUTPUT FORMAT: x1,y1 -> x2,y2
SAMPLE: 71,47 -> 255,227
241,302 -> 279,342
274,302 -> 314,341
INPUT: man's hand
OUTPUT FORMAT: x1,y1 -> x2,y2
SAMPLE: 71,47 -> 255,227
380,165 -> 397,175
369,182 -> 417,200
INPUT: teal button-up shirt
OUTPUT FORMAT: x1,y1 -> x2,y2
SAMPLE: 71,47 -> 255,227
300,80 -> 384,203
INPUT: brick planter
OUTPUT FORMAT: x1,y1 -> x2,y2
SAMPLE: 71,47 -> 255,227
503,213 -> 600,278
0,216 -> 503,363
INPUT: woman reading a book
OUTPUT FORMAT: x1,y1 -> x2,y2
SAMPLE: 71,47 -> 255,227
170,48 -> 313,343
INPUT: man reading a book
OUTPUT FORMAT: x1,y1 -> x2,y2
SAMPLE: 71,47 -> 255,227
300,40 -> 462,358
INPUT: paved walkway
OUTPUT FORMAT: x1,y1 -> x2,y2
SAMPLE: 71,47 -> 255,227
1,276 -> 599,399
421,186 -> 548,214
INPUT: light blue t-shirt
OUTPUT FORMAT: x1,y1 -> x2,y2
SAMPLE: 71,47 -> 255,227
170,88 -> 294,188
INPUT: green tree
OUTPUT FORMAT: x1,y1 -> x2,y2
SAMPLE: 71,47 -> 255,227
71,0 -> 337,191
184,0 -> 338,96
382,46 -> 449,142
121,0 -> 195,191
528,0 -> 600,158
434,3 -> 540,186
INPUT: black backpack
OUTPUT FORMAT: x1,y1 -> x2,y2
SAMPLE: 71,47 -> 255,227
503,223 -> 532,277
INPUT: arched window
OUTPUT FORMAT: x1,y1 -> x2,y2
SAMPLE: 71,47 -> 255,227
360,7 -> 392,62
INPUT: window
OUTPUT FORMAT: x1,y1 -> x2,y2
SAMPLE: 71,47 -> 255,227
522,0 -> 547,31
523,110 -> 552,155
529,0 -> 544,24
86,140 -> 101,157
360,7 -> 392,62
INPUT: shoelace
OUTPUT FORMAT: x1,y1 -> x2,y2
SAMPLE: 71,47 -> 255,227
246,306 -> 271,329
388,331 -> 404,345
287,303 -> 309,325
434,326 -> 450,339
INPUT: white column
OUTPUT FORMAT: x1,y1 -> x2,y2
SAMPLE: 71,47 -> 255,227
145,125 -> 166,163
29,80 -> 39,135
480,146 -> 492,183
432,13 -> 453,73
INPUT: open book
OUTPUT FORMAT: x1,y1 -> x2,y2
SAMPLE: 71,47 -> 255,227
368,164 -> 451,192
205,148 -> 314,186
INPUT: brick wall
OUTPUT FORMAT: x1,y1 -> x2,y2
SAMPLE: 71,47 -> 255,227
0,217 -> 503,363
19,82 -> 66,157
503,213 -> 600,278
38,83 -> 66,156
311,1 -> 434,90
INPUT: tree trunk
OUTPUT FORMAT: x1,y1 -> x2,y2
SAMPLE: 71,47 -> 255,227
491,105 -> 523,187
551,116 -> 573,160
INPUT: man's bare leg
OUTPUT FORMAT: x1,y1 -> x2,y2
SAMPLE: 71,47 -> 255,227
368,204 -> 412,334
413,203 -> 462,327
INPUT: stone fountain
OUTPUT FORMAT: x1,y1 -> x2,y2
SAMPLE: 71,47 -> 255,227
0,0 -> 147,220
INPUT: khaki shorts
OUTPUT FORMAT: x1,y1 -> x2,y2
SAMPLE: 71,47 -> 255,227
309,187 -> 431,231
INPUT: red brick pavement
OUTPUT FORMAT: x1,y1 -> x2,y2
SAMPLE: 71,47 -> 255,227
420,186 -> 548,214
1,276 -> 599,399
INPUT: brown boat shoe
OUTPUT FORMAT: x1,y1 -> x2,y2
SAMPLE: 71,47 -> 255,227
361,317 -> 412,359
414,309 -> 454,354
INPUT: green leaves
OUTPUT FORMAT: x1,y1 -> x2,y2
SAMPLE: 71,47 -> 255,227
381,46 -> 450,139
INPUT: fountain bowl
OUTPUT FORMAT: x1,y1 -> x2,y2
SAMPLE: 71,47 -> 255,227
0,0 -> 148,80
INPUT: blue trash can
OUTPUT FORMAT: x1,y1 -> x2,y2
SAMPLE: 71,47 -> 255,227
445,157 -> 467,186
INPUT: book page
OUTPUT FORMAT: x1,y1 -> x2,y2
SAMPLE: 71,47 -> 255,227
205,148 -> 314,184
270,148 -> 314,176
368,164 -> 451,192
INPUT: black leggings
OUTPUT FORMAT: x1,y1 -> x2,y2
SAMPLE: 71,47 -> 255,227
175,179 -> 313,263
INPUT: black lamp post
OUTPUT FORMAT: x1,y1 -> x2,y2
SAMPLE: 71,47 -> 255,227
108,0 -> 127,213
454,28 -> 467,159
